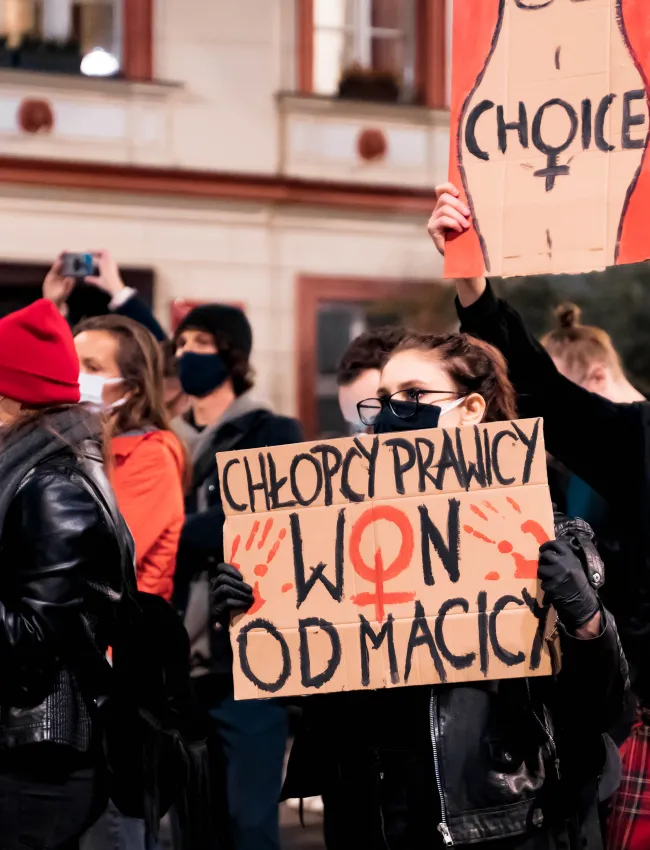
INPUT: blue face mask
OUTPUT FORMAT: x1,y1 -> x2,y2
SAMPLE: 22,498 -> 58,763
373,398 -> 464,435
177,352 -> 229,399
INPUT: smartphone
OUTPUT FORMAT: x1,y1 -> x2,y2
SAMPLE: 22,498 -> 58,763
61,252 -> 98,280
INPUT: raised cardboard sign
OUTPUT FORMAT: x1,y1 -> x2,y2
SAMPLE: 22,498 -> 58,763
445,0 -> 650,279
218,419 -> 555,700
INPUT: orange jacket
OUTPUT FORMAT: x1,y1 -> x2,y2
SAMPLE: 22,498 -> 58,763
111,430 -> 185,601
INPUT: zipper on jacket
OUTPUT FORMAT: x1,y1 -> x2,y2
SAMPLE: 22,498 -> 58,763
429,690 -> 454,846
526,679 -> 560,779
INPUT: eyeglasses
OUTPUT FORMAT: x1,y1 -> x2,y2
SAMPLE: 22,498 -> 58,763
357,389 -> 465,427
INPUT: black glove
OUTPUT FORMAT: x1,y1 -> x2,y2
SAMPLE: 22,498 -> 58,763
209,563 -> 254,626
538,540 -> 600,633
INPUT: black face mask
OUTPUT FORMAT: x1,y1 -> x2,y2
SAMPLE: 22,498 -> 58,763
373,399 -> 443,434
177,352 -> 229,398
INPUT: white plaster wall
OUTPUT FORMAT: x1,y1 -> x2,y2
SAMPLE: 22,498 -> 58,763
0,185 -> 442,416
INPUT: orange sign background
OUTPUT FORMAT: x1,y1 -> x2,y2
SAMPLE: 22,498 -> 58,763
445,0 -> 650,279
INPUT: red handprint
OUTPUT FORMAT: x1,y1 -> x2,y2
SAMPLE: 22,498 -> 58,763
228,519 -> 291,615
464,498 -> 549,581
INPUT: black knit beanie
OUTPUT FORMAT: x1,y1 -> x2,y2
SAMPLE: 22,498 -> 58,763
175,304 -> 253,356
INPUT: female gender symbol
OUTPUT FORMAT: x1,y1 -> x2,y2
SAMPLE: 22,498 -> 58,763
349,506 -> 416,623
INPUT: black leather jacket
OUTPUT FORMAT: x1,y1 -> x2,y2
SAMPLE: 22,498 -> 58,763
0,442 -> 131,753
284,516 -> 629,849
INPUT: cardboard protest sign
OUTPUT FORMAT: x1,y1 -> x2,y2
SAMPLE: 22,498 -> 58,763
217,418 -> 556,700
445,0 -> 650,279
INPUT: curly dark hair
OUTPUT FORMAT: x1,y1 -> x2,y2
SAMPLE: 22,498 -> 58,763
212,331 -> 254,397
337,327 -> 405,387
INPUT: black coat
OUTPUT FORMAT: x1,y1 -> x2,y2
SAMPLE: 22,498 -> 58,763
174,408 -> 304,675
284,517 -> 628,850
457,282 -> 650,704
0,442 -> 130,753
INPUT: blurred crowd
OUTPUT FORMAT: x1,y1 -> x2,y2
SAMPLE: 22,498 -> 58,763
0,184 -> 649,850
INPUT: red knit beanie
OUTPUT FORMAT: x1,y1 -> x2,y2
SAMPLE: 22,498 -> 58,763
0,299 -> 80,406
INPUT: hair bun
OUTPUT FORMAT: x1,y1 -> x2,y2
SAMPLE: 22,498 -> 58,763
554,302 -> 582,330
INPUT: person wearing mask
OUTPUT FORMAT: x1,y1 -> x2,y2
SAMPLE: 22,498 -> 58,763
428,182 -> 650,849
73,314 -> 187,850
0,299 -> 132,849
211,329 -> 629,850
43,250 -> 166,342
73,315 -> 185,603
337,327 -> 404,431
172,304 -> 303,850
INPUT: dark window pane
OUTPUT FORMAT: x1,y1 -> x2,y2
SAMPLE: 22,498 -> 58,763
371,34 -> 403,76
316,396 -> 348,439
317,309 -> 356,374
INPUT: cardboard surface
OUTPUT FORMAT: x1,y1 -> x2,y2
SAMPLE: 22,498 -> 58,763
218,418 -> 556,700
445,0 -> 650,279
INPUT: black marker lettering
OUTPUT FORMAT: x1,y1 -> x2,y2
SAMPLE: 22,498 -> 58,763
289,453 -> 323,507
310,444 -> 343,507
415,437 -> 438,492
419,498 -> 461,586
595,93 -> 616,152
497,101 -> 528,154
359,614 -> 399,687
244,454 -> 271,513
267,454 -> 297,510
521,587 -> 550,671
299,617 -> 342,688
465,100 -> 495,161
532,98 -> 579,191
581,98 -> 592,150
512,419 -> 540,485
622,89 -> 647,150
222,458 -> 247,512
404,600 -> 447,683
455,427 -> 487,490
483,429 -> 493,486
340,447 -> 365,503
435,430 -> 467,490
290,509 -> 345,606
489,595 -> 526,667
238,619 -> 291,693
354,437 -> 380,499
435,598 -> 476,671
491,430 -> 519,486
385,437 -> 417,496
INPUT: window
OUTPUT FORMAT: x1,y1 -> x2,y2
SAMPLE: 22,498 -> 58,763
0,0 -> 150,79
313,0 -> 416,102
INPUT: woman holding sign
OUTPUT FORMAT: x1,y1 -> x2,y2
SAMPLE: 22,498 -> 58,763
212,330 -> 628,849
430,181 -> 650,850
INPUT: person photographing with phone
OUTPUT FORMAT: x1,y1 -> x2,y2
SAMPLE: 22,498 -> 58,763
43,250 -> 165,341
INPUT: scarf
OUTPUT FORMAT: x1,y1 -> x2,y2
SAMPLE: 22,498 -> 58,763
0,406 -> 102,531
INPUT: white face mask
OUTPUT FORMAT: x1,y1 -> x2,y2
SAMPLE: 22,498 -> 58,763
79,372 -> 125,411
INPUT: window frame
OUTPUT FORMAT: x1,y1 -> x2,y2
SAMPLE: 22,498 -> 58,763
122,0 -> 153,81
297,0 -> 446,108
0,0 -> 153,81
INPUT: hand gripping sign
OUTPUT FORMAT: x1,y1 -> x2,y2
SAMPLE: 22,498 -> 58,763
218,418 -> 556,700
445,0 -> 650,279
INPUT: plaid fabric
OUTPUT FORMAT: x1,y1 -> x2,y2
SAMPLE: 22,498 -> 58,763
608,715 -> 650,850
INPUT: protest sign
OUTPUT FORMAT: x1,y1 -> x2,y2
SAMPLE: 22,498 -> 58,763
445,0 -> 650,279
218,418 -> 556,701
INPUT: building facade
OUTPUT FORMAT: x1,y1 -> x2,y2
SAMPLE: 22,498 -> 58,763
0,0 -> 453,436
